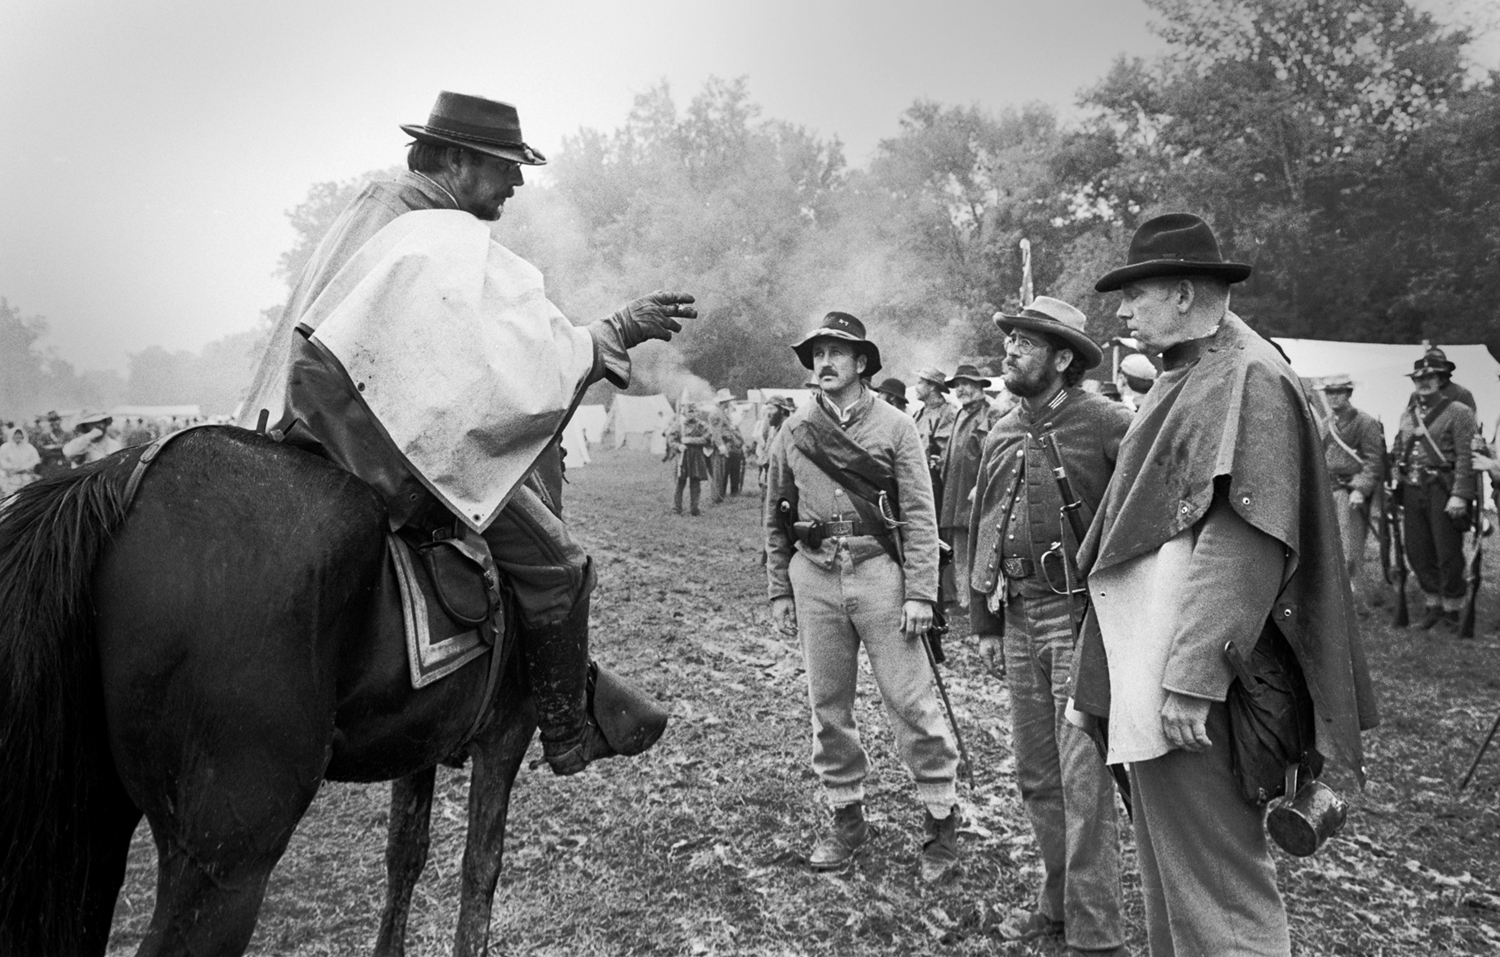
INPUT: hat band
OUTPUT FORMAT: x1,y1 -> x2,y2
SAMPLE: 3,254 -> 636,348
424,118 -> 525,147
1016,308 -> 1080,328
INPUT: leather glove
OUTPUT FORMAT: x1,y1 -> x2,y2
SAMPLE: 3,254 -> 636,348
595,291 -> 697,349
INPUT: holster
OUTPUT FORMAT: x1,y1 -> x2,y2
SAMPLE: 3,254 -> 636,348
589,663 -> 669,756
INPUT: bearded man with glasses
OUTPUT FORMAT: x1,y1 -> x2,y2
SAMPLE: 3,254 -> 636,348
968,297 -> 1132,957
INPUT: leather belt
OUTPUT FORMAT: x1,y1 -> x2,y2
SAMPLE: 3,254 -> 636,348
824,518 -> 885,538
1002,557 -> 1035,579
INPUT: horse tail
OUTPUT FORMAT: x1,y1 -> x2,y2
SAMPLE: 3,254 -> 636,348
0,455 -> 138,954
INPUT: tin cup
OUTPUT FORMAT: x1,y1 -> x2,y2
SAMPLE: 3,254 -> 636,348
1265,780 -> 1347,857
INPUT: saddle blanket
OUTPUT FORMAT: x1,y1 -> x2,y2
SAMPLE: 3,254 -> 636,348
388,533 -> 492,688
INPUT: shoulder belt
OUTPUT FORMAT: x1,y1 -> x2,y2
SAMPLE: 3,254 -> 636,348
790,404 -> 901,562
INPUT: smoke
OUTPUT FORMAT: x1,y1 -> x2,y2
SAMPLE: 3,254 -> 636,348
630,344 -> 714,405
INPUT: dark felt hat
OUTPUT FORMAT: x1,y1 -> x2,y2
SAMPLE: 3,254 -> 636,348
876,377 -> 909,402
1095,213 -> 1252,292
994,295 -> 1104,370
791,311 -> 883,378
402,92 -> 547,166
1409,350 -> 1456,378
946,363 -> 992,388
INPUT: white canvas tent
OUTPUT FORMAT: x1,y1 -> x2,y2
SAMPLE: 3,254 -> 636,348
573,404 -> 607,444
605,393 -> 674,454
560,418 -> 590,467
1272,339 -> 1500,434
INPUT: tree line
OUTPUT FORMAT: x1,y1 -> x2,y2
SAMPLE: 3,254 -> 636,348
5,0 -> 1495,416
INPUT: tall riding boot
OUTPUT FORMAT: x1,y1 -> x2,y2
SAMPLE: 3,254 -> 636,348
521,592 -> 614,776
689,478 -> 702,516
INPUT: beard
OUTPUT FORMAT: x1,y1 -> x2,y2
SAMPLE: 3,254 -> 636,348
1002,359 -> 1057,399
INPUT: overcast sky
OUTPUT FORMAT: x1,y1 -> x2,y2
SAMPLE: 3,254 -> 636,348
1,0 -> 1494,372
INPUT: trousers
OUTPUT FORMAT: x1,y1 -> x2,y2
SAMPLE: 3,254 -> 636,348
1003,592 -> 1124,950
789,548 -> 958,810
1402,480 -> 1466,600
1128,703 -> 1289,956
1330,487 -> 1370,577
481,475 -> 592,628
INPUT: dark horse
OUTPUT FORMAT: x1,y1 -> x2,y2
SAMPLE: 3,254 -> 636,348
0,427 -> 538,956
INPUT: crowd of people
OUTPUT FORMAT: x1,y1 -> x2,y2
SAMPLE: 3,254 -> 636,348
759,213 -> 1384,957
0,411 -> 227,496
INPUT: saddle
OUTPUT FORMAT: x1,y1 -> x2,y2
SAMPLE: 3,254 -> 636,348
387,523 -> 505,689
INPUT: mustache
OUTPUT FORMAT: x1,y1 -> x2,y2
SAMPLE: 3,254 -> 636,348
817,367 -> 836,377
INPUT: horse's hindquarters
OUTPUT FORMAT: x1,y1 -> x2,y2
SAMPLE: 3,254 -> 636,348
93,430 -> 387,954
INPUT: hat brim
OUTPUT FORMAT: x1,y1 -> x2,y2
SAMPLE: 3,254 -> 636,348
994,314 -> 1104,370
791,331 -> 882,378
1094,259 -> 1252,293
400,125 -> 547,166
946,374 -> 992,388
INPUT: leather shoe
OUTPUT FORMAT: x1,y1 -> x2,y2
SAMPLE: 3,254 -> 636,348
919,805 -> 961,883
1015,910 -> 1064,941
809,802 -> 870,870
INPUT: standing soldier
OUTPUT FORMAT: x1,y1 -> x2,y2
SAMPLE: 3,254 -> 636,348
939,364 -> 996,614
1074,213 -> 1377,956
969,297 -> 1132,955
765,311 -> 961,882
1318,376 -> 1385,577
667,405 -> 713,517
876,377 -> 910,413
1393,352 -> 1478,632
913,367 -> 956,512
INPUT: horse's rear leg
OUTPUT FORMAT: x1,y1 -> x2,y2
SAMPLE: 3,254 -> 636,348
374,766 -> 437,957
453,694 -> 537,957
130,762 -> 324,957
80,777 -> 144,956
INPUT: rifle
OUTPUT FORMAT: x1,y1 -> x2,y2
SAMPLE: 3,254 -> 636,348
1460,429 -> 1490,639
1459,708 -> 1500,792
919,614 -> 975,790
1385,474 -> 1410,627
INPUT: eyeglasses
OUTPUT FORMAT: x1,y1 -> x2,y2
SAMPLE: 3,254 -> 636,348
1004,332 -> 1049,354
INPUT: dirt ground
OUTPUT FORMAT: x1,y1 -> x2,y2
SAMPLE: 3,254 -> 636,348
107,447 -> 1500,956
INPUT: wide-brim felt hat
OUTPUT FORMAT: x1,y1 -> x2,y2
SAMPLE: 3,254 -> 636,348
1416,347 -> 1456,374
1319,374 -> 1355,392
914,366 -> 949,392
1095,213 -> 1252,292
1409,357 -> 1454,378
994,295 -> 1104,370
876,377 -> 908,401
76,411 -> 112,428
713,388 -> 734,403
946,363 -> 991,388
401,91 -> 547,166
791,311 -> 882,378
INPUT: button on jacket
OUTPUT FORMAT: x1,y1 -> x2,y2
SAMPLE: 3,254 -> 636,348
968,388 -> 1131,636
765,387 -> 940,604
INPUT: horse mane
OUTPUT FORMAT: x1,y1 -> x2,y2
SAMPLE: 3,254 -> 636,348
0,451 -> 138,954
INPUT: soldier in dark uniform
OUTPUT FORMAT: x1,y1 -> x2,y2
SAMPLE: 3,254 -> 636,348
1318,375 -> 1386,576
938,364 -> 996,612
968,296 -> 1132,955
1393,352 -> 1478,632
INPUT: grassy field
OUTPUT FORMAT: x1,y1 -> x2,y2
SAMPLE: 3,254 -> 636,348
107,447 -> 1500,955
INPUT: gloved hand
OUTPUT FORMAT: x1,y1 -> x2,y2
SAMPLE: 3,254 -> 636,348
595,291 -> 697,349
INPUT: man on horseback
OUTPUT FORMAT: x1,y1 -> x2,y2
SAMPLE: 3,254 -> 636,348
240,91 -> 692,776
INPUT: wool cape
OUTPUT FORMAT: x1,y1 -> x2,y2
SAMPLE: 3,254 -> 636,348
1072,313 -> 1379,780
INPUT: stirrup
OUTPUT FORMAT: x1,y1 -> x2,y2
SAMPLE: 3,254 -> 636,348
589,663 -> 669,756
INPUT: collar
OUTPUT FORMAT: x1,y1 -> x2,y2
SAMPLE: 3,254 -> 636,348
1017,386 -> 1071,423
818,383 -> 872,426
1163,332 -> 1215,370
404,170 -> 462,210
